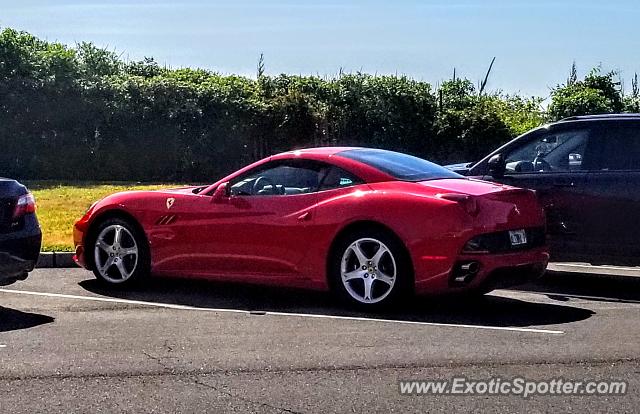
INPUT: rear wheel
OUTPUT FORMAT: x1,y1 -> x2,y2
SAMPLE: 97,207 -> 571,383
91,218 -> 150,286
330,228 -> 413,308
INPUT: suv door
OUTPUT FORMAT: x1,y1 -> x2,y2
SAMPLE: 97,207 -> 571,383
476,124 -> 595,260
578,120 -> 640,264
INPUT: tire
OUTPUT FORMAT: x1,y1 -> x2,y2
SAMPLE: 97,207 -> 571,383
329,228 -> 413,309
89,217 -> 150,287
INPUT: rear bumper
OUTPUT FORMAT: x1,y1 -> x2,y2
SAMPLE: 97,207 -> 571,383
414,247 -> 549,295
474,261 -> 547,291
0,215 -> 41,285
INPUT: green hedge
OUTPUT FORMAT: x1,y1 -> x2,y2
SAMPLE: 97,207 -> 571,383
0,28 -> 557,181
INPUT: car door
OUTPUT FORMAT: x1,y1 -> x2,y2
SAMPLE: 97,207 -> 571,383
577,120 -> 640,264
185,159 -> 325,280
479,124 -> 596,260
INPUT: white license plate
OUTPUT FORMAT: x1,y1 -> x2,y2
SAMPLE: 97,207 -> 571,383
509,229 -> 527,246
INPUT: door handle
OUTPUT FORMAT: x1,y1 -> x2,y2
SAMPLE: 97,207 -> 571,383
297,211 -> 312,221
553,180 -> 574,187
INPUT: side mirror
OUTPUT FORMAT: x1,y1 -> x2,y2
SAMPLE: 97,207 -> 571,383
212,182 -> 230,203
487,154 -> 506,178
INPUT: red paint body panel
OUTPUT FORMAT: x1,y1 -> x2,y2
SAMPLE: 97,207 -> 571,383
73,148 -> 549,294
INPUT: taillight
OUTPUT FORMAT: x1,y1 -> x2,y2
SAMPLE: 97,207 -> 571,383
13,193 -> 36,219
436,193 -> 479,216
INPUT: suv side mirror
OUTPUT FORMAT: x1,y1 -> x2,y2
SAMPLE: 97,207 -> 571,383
487,154 -> 506,178
212,182 -> 230,203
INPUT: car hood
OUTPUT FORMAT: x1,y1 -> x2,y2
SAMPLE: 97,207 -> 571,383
443,162 -> 471,170
443,162 -> 472,175
160,186 -> 203,195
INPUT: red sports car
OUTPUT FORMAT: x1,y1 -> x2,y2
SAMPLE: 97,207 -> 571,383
73,147 -> 549,307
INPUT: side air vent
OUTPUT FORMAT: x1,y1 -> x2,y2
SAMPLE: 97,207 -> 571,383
155,215 -> 178,225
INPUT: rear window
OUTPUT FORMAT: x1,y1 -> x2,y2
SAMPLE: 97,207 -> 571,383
338,149 -> 463,181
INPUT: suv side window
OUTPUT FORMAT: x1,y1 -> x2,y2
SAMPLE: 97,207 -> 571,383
588,122 -> 640,171
503,128 -> 590,174
229,161 -> 326,196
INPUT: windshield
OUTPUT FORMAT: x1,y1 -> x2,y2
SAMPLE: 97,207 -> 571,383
338,149 -> 463,181
504,129 -> 589,173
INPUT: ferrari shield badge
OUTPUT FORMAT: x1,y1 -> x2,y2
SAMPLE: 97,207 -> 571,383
166,197 -> 175,210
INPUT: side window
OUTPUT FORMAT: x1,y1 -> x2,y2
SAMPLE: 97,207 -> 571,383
588,123 -> 640,171
318,166 -> 364,191
229,161 -> 325,196
503,128 -> 589,174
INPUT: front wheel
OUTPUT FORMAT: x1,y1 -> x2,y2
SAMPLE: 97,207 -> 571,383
91,218 -> 150,286
330,229 -> 413,308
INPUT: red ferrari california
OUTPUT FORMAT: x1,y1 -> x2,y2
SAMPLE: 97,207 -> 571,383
74,148 -> 549,307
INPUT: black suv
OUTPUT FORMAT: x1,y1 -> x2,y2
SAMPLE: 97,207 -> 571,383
0,179 -> 41,285
447,114 -> 640,266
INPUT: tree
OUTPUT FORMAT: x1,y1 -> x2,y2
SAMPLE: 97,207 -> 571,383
76,42 -> 121,80
437,78 -> 476,111
548,67 -> 624,120
485,94 -> 545,136
624,73 -> 640,113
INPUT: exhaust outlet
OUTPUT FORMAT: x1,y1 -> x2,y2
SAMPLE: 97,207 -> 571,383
451,261 -> 480,284
460,261 -> 479,274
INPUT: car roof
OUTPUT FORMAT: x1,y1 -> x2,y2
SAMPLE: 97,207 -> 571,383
205,147 -> 453,193
269,147 -> 395,182
558,113 -> 640,122
275,147 -> 361,157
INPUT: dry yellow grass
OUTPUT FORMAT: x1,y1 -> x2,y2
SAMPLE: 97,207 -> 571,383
26,182 -> 180,252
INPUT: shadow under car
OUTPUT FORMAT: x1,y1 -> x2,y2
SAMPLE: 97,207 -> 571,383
0,306 -> 54,332
79,276 -> 594,328
516,269 -> 640,304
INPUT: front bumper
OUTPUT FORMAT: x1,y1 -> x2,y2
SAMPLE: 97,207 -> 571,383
73,223 -> 88,269
0,215 -> 42,285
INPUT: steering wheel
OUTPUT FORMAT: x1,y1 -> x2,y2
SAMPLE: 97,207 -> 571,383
533,156 -> 552,172
252,176 -> 276,195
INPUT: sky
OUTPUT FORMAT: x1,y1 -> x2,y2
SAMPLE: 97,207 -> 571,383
1,0 -> 640,99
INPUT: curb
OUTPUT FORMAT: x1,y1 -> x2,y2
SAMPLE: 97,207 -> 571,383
36,252 -> 77,269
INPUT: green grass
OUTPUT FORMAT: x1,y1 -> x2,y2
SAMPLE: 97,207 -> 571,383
26,181 -> 180,252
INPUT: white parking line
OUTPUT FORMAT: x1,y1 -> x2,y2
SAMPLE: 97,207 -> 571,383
537,292 -> 640,305
548,263 -> 640,277
0,288 -> 565,335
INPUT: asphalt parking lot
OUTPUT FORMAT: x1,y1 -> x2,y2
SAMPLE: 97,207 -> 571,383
1,266 -> 639,413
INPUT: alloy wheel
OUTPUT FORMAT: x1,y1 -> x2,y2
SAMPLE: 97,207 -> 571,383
94,224 -> 139,283
340,237 -> 397,304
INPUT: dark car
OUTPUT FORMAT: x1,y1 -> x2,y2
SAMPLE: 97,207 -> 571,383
446,114 -> 640,266
0,179 -> 41,285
